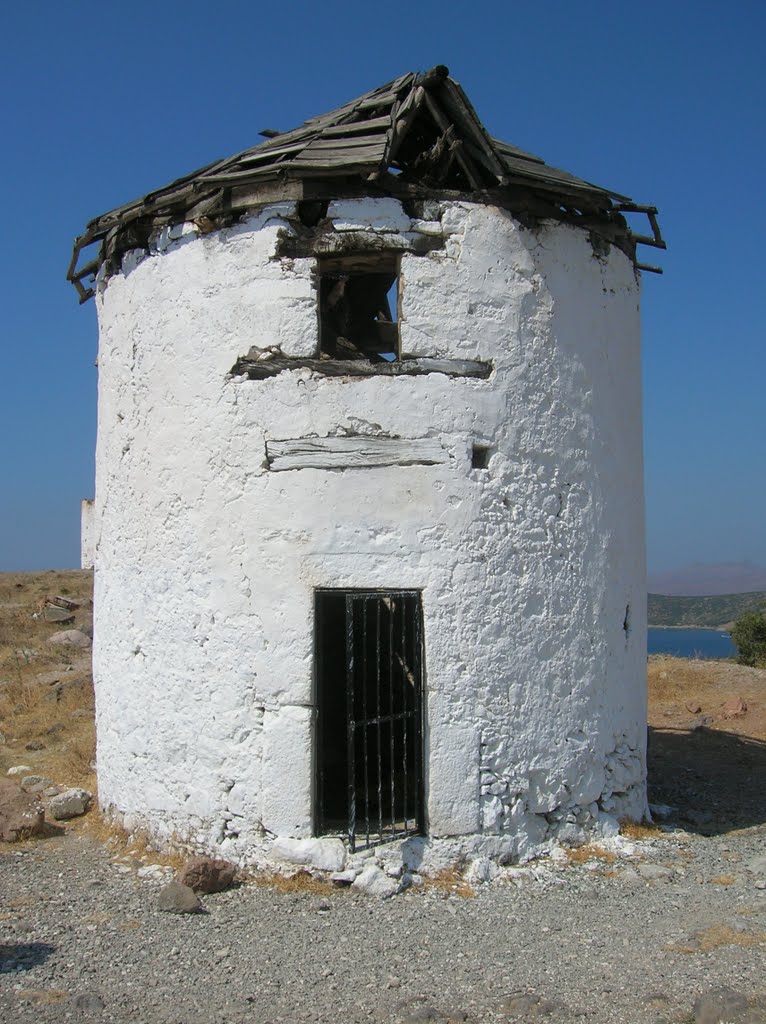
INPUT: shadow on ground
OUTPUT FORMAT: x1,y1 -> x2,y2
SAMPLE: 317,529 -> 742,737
648,725 -> 766,834
0,943 -> 56,974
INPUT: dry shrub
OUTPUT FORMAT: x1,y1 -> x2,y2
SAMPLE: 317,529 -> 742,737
666,924 -> 766,954
565,844 -> 617,865
422,867 -> 476,898
708,874 -> 737,886
254,869 -> 336,896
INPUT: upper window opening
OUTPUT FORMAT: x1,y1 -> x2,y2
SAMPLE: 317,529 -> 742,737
471,444 -> 491,470
319,255 -> 399,362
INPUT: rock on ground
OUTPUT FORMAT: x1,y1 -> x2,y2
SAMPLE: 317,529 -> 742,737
71,993 -> 106,1012
47,787 -> 92,821
351,863 -> 400,898
720,697 -> 748,719
157,881 -> 203,914
0,778 -> 45,842
47,629 -> 91,648
692,986 -> 763,1024
42,606 -> 75,624
20,776 -> 54,794
178,856 -> 236,894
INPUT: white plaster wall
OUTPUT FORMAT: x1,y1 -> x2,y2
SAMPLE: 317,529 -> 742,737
81,499 -> 95,570
92,197 -> 646,866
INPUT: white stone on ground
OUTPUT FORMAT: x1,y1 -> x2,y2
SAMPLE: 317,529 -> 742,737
271,837 -> 346,873
48,787 -> 93,820
351,863 -> 400,898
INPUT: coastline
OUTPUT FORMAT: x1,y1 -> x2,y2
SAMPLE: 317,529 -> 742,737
647,624 -> 729,632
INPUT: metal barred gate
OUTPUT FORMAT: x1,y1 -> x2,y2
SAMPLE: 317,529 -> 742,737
316,589 -> 424,851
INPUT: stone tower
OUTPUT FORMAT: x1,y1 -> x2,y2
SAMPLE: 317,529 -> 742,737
70,66 -> 663,871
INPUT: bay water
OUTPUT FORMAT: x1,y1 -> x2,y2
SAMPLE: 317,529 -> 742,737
647,627 -> 735,659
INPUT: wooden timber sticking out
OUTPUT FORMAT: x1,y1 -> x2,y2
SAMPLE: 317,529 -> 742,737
68,64 -> 665,300
266,435 -> 449,471
231,355 -> 493,381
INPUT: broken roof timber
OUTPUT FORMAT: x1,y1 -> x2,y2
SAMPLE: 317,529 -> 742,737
68,65 -> 664,300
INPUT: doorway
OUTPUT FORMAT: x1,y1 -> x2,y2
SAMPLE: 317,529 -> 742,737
315,590 -> 424,851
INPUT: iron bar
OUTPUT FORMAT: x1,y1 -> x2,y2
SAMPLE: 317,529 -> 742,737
389,598 -> 396,839
345,595 -> 356,852
414,597 -> 424,832
362,597 -> 370,849
401,595 -> 409,831
376,599 -> 383,842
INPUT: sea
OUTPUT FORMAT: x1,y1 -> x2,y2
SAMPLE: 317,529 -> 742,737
647,627 -> 736,659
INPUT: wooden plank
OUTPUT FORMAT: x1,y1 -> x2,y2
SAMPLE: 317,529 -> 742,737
499,155 -> 620,197
234,141 -> 312,166
448,83 -> 509,170
232,355 -> 492,380
356,88 -> 402,112
321,116 -> 392,137
266,435 -> 449,471
387,86 -> 425,166
290,153 -> 383,169
299,136 -> 387,153
492,138 -> 545,165
422,92 -> 483,190
440,81 -> 506,181
229,179 -> 305,207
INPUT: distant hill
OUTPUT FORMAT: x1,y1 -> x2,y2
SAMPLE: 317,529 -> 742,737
648,591 -> 766,629
647,562 -> 766,596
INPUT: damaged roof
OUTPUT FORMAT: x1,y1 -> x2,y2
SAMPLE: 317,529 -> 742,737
68,65 -> 664,301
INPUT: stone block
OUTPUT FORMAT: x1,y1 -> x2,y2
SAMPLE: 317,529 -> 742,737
272,837 -> 346,873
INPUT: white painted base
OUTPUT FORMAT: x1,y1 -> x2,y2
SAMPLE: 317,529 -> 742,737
91,196 -> 647,869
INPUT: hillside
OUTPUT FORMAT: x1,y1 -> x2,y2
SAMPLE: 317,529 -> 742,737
648,590 -> 766,629
648,561 -> 766,596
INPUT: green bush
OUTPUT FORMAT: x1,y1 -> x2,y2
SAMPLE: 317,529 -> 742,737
730,609 -> 766,668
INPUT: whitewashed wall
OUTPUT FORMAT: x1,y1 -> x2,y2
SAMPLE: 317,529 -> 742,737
81,499 -> 95,570
92,197 -> 647,869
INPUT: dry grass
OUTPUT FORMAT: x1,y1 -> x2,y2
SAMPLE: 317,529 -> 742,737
422,867 -> 476,898
0,570 -> 96,792
648,656 -> 715,706
80,812 -> 190,872
619,819 -> 663,840
253,869 -> 336,896
708,874 -> 737,886
565,844 -> 618,865
14,990 -> 69,1006
648,654 -> 765,738
666,924 -> 766,954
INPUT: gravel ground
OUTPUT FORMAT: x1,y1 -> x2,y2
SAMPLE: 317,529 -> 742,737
1,824 -> 765,1024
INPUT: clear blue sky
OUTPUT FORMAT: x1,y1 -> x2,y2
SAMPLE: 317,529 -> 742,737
1,1 -> 763,573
